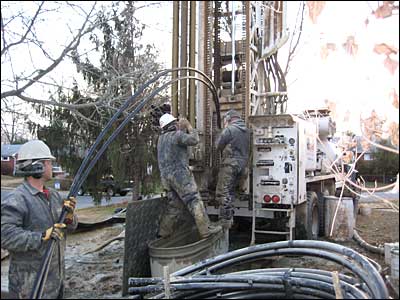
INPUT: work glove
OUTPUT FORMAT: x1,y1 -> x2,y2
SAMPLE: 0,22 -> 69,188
178,118 -> 192,132
63,196 -> 77,224
42,223 -> 66,241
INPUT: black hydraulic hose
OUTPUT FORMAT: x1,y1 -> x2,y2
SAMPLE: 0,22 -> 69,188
202,291 -> 327,299
131,269 -> 368,299
172,240 -> 387,299
231,268 -> 359,284
181,289 -> 336,299
30,209 -> 68,298
193,248 -> 375,297
73,75 -> 215,195
130,268 -> 358,286
132,281 -> 355,299
31,75 -> 216,299
171,290 -> 335,300
71,73 -> 219,197
69,67 -> 220,197
353,229 -> 385,255
231,268 -> 369,295
129,273 -> 367,299
69,69 -> 167,196
179,240 -> 383,278
161,271 -> 364,298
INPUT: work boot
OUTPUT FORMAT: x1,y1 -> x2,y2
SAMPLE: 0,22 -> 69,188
219,218 -> 233,230
199,224 -> 222,239
190,200 -> 222,238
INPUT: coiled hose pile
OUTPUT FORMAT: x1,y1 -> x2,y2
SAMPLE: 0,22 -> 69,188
128,240 -> 389,299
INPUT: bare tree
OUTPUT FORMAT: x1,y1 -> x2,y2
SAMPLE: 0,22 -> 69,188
0,101 -> 30,143
1,1 -> 98,109
283,1 -> 305,77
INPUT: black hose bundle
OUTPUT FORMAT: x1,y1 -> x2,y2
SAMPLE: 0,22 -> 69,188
30,67 -> 220,299
128,240 -> 389,299
353,229 -> 385,255
70,67 -> 220,198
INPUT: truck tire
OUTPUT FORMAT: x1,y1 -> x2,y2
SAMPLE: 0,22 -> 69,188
306,191 -> 319,240
77,187 -> 85,196
295,191 -> 320,240
317,189 -> 330,237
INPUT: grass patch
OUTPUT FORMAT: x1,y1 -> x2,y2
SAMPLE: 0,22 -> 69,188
1,175 -> 23,188
363,181 -> 394,190
76,201 -> 129,222
1,175 -> 71,190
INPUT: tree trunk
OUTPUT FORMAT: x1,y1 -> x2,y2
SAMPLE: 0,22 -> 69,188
131,164 -> 142,201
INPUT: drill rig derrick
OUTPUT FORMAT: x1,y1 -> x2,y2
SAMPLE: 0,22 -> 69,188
171,1 -> 288,198
172,2 -> 343,243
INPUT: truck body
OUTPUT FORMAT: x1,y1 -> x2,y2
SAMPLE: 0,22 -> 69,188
168,1 -> 357,241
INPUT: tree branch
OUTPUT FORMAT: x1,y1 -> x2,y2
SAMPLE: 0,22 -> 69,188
1,2 -> 97,99
1,2 -> 45,57
284,1 -> 305,77
16,93 -> 102,109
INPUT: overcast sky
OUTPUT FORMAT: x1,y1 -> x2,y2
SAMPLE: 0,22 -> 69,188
2,1 -> 398,138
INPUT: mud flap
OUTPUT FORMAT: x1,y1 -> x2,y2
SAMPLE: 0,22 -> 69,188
122,196 -> 168,296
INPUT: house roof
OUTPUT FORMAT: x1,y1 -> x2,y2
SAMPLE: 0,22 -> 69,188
1,144 -> 22,157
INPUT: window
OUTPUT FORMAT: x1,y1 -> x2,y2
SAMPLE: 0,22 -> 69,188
363,153 -> 373,161
1,156 -> 10,161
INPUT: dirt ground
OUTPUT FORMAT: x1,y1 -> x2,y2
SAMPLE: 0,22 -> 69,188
356,201 -> 399,247
1,196 -> 399,299
67,197 -> 398,298
64,223 -> 126,299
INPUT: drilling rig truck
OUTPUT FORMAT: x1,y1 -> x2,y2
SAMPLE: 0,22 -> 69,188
165,1 -> 356,243
121,2 -> 361,293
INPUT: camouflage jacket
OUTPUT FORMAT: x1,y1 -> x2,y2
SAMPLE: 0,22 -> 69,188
1,180 -> 78,299
157,128 -> 199,180
216,119 -> 250,169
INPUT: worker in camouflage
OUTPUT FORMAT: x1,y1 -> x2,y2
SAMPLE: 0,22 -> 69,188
1,140 -> 78,299
157,113 -> 221,239
215,110 -> 250,229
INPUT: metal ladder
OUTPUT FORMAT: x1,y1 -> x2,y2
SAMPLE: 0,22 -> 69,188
250,201 -> 295,245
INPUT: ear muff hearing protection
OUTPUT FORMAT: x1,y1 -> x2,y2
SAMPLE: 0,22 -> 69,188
14,160 -> 45,178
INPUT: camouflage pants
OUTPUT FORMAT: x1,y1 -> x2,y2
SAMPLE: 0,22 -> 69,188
159,168 -> 210,237
215,163 -> 242,220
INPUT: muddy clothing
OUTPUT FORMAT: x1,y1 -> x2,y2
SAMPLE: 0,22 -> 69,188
216,118 -> 250,220
158,126 -> 198,176
157,127 -> 211,237
1,180 -> 78,299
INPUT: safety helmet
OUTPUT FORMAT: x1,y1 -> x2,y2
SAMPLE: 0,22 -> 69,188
16,140 -> 55,162
159,113 -> 177,129
224,109 -> 241,121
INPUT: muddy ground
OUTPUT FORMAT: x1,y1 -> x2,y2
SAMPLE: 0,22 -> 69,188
1,197 -> 399,299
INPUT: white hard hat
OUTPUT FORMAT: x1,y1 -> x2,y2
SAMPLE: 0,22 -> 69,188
159,113 -> 177,129
17,140 -> 55,161
224,109 -> 241,120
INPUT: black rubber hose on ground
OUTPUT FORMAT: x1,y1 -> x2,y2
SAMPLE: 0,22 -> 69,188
353,229 -> 385,255
129,268 -> 358,286
129,272 -> 367,298
169,240 -> 388,299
